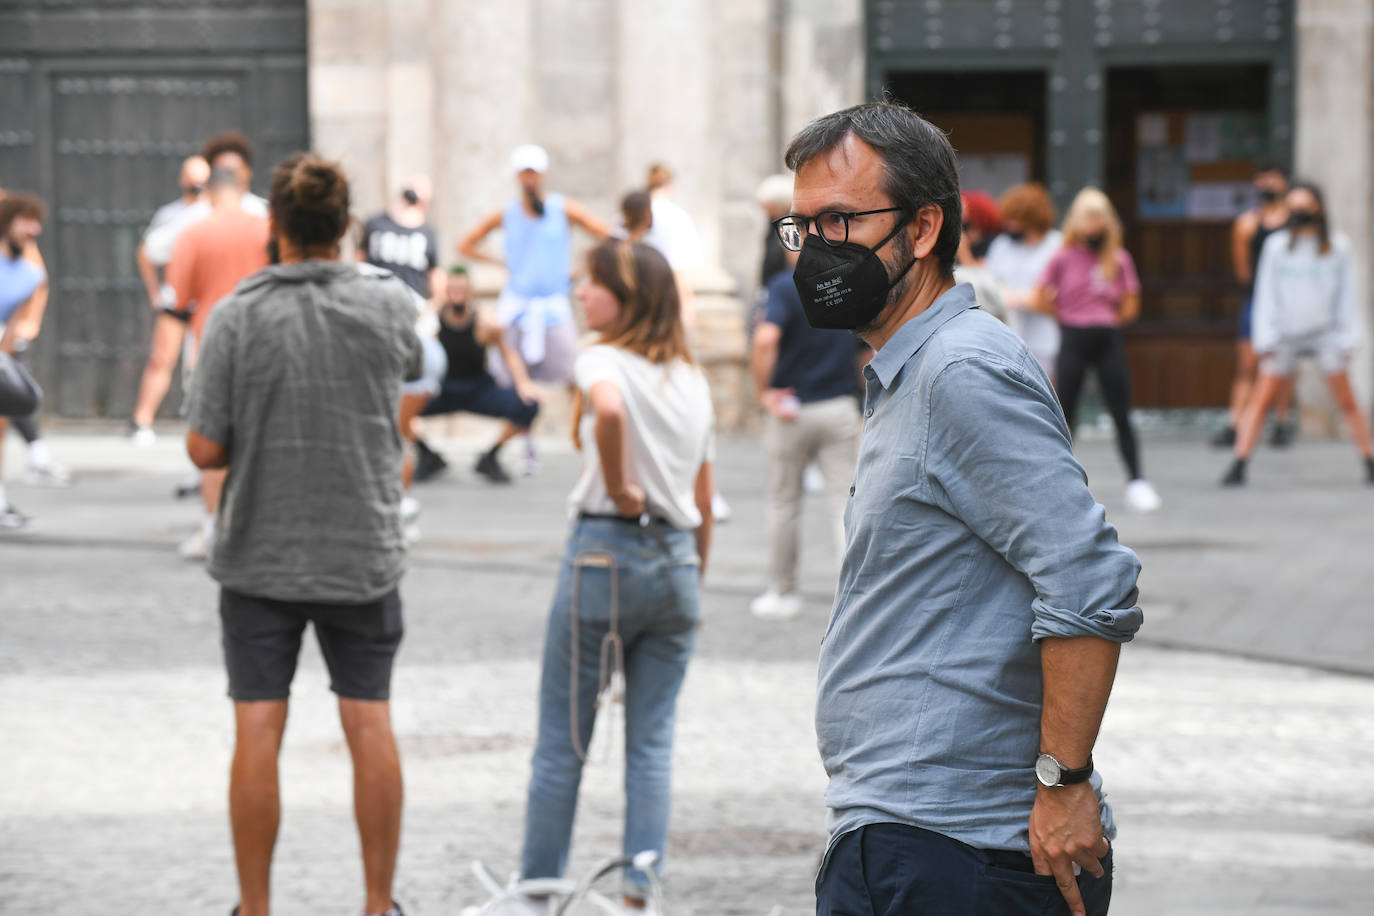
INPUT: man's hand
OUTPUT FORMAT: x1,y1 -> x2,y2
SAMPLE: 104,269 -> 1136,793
610,482 -> 646,518
1029,782 -> 1109,916
759,387 -> 798,421
515,380 -> 543,406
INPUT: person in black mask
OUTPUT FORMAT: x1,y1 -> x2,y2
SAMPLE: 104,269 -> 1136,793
1214,162 -> 1295,448
417,267 -> 542,484
1036,187 -> 1160,513
784,103 -> 1138,916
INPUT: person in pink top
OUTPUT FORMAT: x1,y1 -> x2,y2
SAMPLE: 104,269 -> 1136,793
1037,188 -> 1161,512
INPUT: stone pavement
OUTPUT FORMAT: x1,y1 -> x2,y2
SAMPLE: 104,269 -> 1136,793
1,427 -> 1372,914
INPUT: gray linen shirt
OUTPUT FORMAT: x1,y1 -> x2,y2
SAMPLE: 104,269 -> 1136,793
815,282 -> 1143,854
188,261 -> 423,604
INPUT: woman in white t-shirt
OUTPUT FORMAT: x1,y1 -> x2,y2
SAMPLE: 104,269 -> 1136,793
520,239 -> 715,908
983,182 -> 1064,377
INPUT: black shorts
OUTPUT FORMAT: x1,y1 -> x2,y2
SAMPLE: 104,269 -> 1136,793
219,586 -> 404,702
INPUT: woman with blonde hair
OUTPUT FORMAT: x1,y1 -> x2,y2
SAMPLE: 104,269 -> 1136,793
1037,188 -> 1161,512
519,239 -> 716,909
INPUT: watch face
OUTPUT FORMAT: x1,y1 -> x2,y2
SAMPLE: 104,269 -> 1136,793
1035,754 -> 1061,787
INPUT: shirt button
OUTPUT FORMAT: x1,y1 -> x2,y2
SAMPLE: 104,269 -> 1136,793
864,407 -> 874,418
849,485 -> 856,497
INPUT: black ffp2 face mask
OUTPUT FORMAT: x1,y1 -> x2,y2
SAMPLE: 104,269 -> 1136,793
793,218 -> 916,331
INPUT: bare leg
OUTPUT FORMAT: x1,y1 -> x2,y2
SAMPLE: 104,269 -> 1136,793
494,420 -> 525,451
339,698 -> 403,915
132,314 -> 186,427
229,701 -> 289,916
1229,339 -> 1258,427
1325,371 -> 1374,458
1235,373 -> 1283,460
1274,375 -> 1296,424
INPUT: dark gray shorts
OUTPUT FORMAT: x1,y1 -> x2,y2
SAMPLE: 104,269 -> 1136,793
219,586 -> 404,702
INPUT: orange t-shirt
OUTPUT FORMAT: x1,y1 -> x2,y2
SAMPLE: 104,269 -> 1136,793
165,207 -> 270,338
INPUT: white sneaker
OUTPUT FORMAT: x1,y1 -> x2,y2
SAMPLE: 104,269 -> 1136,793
711,491 -> 732,523
750,589 -> 803,620
178,526 -> 213,561
25,463 -> 72,487
1124,479 -> 1162,513
131,425 -> 157,447
803,464 -> 825,495
400,495 -> 420,525
0,506 -> 34,532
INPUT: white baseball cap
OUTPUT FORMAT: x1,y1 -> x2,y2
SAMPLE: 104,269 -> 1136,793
510,144 -> 549,175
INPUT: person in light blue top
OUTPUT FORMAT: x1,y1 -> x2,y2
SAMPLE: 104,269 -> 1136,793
459,144 -> 611,387
775,102 -> 1142,916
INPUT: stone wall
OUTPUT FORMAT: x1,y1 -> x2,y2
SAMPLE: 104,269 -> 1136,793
1294,0 -> 1374,425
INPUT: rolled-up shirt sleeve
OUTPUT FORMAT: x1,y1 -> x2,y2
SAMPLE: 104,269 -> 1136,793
924,354 -> 1143,643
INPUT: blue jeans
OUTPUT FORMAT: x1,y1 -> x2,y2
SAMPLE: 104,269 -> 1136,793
816,823 -> 1113,916
521,517 -> 701,898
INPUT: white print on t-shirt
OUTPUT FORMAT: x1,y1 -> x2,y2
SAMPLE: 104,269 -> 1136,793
369,230 -> 430,272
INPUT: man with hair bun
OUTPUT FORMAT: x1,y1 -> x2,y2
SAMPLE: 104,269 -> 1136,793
186,152 -> 421,916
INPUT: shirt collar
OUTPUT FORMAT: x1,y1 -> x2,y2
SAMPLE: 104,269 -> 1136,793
866,282 -> 979,390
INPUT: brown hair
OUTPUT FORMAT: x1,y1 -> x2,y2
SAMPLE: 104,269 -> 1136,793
588,240 -> 691,365
572,240 -> 693,449
0,192 -> 44,238
269,152 -> 351,251
620,190 -> 652,235
202,130 -> 254,168
646,163 -> 673,192
998,182 -> 1056,235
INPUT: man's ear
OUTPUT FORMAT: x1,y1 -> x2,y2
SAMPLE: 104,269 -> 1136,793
909,203 -> 944,260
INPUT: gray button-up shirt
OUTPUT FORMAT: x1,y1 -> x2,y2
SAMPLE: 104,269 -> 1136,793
815,282 -> 1143,854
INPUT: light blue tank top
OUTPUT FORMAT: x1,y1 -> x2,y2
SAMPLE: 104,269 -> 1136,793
0,254 -> 44,324
502,192 -> 571,298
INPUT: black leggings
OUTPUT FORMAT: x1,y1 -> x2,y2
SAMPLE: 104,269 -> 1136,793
1055,325 -> 1142,480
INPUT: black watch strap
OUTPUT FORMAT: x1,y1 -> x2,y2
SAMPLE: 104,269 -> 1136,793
1037,752 -> 1094,787
1059,754 -> 1093,785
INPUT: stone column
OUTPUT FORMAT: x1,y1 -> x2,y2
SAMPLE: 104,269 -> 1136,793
307,0 -> 391,218
1295,0 -> 1374,419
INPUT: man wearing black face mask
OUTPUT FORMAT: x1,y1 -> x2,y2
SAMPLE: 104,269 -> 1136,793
788,103 -> 1141,916
358,175 -> 441,304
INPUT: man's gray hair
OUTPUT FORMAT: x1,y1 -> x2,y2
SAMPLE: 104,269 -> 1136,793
784,101 -> 962,276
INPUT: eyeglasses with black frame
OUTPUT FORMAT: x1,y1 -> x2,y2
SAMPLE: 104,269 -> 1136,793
772,207 -> 905,252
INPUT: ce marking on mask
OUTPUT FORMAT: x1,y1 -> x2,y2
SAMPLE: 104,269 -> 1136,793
814,276 -> 854,307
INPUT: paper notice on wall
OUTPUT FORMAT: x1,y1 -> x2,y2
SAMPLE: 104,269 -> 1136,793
1138,113 -> 1168,147
1184,114 -> 1224,162
956,153 -> 1030,199
1138,146 -> 1188,218
1187,181 -> 1256,219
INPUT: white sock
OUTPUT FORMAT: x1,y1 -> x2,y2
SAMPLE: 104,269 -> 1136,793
27,439 -> 50,469
202,513 -> 216,538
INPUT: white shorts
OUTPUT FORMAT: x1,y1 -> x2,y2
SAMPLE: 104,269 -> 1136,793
402,335 -> 448,397
1259,337 -> 1350,377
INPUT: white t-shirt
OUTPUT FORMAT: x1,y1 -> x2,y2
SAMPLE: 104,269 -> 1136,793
984,229 -> 1064,368
570,344 -> 716,530
644,197 -> 703,271
144,193 -> 270,266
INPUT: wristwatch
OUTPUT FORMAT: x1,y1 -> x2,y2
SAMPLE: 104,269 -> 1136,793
1035,753 -> 1093,787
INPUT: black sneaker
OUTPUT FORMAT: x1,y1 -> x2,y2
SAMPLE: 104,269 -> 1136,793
474,449 -> 511,484
1221,458 -> 1247,487
1269,421 -> 1294,448
414,439 -> 449,483
1210,425 -> 1237,448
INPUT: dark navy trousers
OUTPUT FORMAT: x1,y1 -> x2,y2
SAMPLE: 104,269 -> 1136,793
816,823 -> 1113,916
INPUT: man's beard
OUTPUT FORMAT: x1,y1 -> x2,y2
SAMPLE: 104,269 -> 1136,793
854,228 -> 916,339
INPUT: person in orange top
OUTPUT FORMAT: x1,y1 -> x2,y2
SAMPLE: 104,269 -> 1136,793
164,162 -> 269,559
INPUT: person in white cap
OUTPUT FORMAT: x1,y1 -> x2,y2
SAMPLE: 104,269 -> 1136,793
458,145 -> 611,475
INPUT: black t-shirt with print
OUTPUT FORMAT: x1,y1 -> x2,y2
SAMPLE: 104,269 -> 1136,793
360,213 -> 438,298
